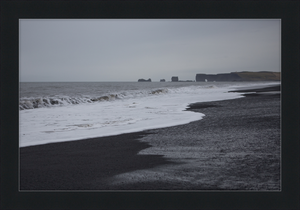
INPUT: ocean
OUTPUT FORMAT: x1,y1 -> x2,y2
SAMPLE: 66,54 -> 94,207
19,81 -> 279,147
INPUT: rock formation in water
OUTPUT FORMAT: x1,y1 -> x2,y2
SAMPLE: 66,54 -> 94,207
160,79 -> 166,82
138,78 -> 152,82
171,76 -> 179,82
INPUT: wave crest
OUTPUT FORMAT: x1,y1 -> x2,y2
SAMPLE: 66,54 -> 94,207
19,88 -> 168,110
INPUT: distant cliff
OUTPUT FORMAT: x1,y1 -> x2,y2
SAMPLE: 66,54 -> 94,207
235,71 -> 280,81
196,71 -> 280,82
196,73 -> 241,82
138,78 -> 151,82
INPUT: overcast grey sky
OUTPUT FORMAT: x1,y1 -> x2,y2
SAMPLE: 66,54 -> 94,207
20,19 -> 280,82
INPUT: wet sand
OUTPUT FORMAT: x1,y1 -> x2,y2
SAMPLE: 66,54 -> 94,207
20,84 -> 280,190
20,132 -> 174,190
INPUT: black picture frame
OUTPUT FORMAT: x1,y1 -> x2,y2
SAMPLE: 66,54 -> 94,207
1,0 -> 299,209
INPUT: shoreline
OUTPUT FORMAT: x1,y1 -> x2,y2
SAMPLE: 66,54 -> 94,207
20,84 -> 281,190
19,83 -> 279,148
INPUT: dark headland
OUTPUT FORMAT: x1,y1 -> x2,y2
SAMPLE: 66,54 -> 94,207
196,71 -> 280,82
20,84 -> 280,190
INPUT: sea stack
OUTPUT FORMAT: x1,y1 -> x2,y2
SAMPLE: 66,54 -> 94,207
171,76 -> 179,82
138,78 -> 152,82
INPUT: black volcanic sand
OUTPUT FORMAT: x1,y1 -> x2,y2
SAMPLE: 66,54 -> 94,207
20,132 -> 174,190
20,85 -> 280,190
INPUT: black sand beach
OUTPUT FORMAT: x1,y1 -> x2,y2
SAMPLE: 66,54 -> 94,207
20,85 -> 280,190
20,132 -> 173,190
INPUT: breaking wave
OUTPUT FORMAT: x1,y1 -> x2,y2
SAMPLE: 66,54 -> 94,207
19,88 -> 169,110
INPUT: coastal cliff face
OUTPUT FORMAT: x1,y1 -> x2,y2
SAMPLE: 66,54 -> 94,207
235,71 -> 280,81
196,72 -> 280,82
196,73 -> 242,82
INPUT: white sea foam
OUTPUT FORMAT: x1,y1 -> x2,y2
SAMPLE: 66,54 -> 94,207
19,82 -> 279,147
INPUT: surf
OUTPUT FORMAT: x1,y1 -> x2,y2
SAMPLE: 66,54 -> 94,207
19,82 -> 279,147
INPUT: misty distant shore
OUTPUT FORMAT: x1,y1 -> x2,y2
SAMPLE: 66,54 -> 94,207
138,71 -> 280,83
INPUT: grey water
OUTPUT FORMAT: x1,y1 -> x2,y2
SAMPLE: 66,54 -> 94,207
19,81 -> 276,110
